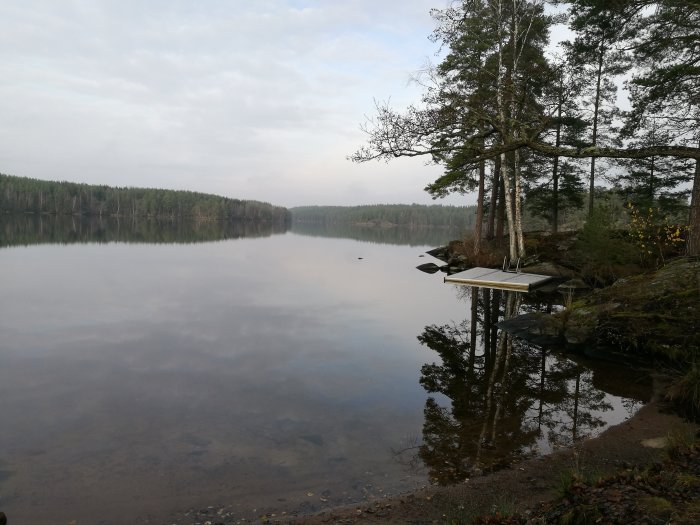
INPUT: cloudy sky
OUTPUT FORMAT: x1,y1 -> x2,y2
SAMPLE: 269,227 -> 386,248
0,0 -> 484,207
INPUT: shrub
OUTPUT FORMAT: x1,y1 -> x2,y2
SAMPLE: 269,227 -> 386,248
626,203 -> 687,268
572,206 -> 638,285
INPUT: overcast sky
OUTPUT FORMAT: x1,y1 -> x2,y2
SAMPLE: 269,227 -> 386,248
1,0 -> 481,208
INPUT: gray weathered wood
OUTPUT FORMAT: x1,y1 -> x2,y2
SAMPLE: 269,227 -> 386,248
444,267 -> 552,292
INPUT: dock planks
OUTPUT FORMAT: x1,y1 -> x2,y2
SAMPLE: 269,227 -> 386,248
444,266 -> 552,292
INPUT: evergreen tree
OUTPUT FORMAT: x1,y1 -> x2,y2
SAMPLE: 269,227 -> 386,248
615,119 -> 694,214
353,0 -> 554,261
565,0 -> 631,215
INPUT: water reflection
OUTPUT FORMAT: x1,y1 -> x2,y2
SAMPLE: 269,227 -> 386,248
291,221 -> 463,247
0,213 -> 288,247
0,218 -> 653,523
417,288 -> 649,485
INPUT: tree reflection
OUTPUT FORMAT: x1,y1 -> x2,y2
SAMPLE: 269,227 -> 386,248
417,288 -> 615,485
0,213 -> 288,247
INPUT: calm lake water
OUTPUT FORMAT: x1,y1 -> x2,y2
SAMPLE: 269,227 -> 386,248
0,217 -> 649,524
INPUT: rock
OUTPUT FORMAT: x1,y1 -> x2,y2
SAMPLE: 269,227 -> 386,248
525,261 -> 579,279
558,278 -> 590,291
425,246 -> 449,262
416,263 -> 440,274
497,312 -> 564,346
563,307 -> 598,346
557,237 -> 577,251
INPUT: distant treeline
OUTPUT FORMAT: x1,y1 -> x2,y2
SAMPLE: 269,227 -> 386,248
0,214 -> 288,248
290,221 -> 463,247
0,173 -> 291,223
291,204 -> 478,228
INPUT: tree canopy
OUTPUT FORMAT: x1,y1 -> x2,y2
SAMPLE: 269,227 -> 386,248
0,173 -> 291,224
352,0 -> 700,256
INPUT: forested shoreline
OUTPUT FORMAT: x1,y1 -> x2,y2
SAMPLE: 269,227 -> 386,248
0,173 -> 291,223
291,204 -> 478,229
290,191 -> 636,233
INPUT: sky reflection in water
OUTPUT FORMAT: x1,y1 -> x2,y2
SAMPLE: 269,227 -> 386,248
0,221 -> 647,524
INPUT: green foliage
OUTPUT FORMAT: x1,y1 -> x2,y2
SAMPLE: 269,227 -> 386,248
615,123 -> 694,215
290,221 -> 461,247
526,161 -> 586,228
291,204 -> 477,229
0,173 -> 291,223
573,205 -> 637,284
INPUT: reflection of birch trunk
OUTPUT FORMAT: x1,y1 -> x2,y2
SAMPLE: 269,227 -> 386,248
475,327 -> 507,469
491,336 -> 513,443
490,292 -> 521,441
572,370 -> 581,442
483,288 -> 492,358
475,291 -> 521,467
470,289 -> 478,367
537,346 -> 546,430
490,289 -> 502,364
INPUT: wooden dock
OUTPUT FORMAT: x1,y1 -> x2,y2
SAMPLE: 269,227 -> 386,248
444,267 -> 552,292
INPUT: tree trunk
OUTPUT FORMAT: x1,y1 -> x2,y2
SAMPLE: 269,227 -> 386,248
588,46 -> 605,216
487,156 -> 501,239
474,158 -> 486,256
514,148 -> 526,257
501,152 -> 518,261
552,82 -> 563,233
649,156 -> 655,204
496,176 -> 506,243
688,152 -> 700,256
495,0 -> 517,262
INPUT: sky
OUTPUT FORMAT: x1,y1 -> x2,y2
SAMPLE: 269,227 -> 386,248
0,0 -> 474,208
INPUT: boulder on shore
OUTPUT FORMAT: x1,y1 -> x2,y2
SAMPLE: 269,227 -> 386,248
500,257 -> 700,362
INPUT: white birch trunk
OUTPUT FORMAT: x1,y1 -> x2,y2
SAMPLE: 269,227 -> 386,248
514,148 -> 526,257
494,0 -> 518,262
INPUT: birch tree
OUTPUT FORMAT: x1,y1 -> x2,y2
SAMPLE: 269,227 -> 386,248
352,0 -> 553,261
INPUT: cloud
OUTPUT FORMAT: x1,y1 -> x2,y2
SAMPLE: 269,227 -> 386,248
0,0 -> 458,206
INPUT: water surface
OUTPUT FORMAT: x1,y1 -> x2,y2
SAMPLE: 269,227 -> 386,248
0,218 -> 649,524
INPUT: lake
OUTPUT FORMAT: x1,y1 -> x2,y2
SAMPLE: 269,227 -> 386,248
0,217 -> 649,524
